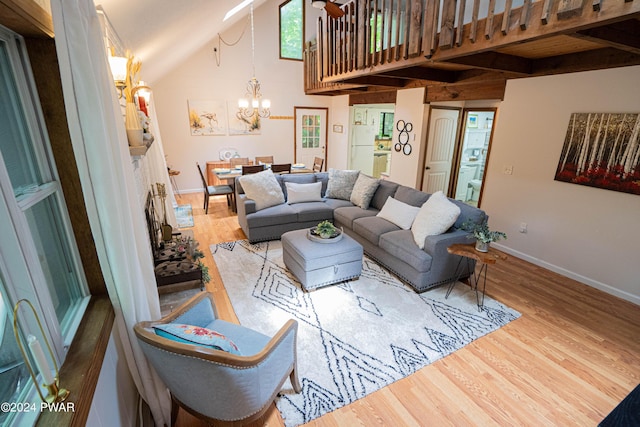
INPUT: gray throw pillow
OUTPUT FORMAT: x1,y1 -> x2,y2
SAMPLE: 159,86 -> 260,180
325,169 -> 360,201
350,173 -> 380,209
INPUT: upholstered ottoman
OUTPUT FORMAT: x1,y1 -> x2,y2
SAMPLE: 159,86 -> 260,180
282,228 -> 363,291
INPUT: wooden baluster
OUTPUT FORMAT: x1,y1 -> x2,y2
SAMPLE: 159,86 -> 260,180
386,0 -> 394,64
501,0 -> 512,35
520,0 -> 531,29
357,0 -> 366,69
541,0 -> 552,24
422,0 -> 439,57
469,0 -> 480,43
485,0 -> 496,40
372,0 -> 379,65
439,0 -> 456,49
408,0 -> 422,56
455,0 -> 466,46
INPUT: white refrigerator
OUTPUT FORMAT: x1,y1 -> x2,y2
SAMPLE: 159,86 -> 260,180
350,124 -> 376,175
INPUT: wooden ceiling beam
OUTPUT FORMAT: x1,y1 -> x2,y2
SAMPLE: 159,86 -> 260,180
441,52 -> 533,75
573,20 -> 640,55
378,66 -> 457,83
531,47 -> 640,75
424,80 -> 507,102
341,75 -> 408,87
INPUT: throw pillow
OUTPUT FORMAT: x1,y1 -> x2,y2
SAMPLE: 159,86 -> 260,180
376,196 -> 420,230
238,169 -> 285,211
286,182 -> 323,204
411,191 -> 461,249
153,323 -> 241,355
350,173 -> 380,209
325,168 -> 360,200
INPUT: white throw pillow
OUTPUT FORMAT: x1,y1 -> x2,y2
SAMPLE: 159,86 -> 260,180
238,169 -> 285,211
411,191 -> 461,249
286,182 -> 323,204
325,168 -> 360,200
350,173 -> 380,209
376,197 -> 420,230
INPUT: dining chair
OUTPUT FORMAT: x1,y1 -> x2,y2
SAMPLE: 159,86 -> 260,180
312,157 -> 324,172
229,157 -> 250,167
255,156 -> 274,165
134,292 -> 301,426
196,162 -> 233,214
242,165 -> 265,175
270,163 -> 292,174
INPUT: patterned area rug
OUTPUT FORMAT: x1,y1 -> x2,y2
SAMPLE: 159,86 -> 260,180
211,240 -> 520,427
174,204 -> 194,228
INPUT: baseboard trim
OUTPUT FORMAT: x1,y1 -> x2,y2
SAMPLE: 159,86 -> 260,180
493,243 -> 640,306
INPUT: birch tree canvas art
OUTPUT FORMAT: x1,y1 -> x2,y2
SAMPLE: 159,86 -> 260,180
555,113 -> 640,195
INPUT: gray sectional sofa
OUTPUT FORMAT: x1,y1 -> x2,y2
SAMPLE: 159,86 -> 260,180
235,172 -> 487,292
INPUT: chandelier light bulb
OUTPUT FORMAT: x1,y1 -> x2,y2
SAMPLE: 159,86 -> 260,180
252,98 -> 259,108
262,99 -> 271,109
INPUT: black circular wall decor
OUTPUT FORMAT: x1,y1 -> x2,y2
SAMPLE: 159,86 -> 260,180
394,120 -> 413,155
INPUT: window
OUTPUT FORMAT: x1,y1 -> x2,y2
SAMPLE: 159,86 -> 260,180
0,26 -> 89,426
302,114 -> 321,148
279,0 -> 304,61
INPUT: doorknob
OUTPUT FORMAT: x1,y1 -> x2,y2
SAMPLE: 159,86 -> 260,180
425,166 -> 431,170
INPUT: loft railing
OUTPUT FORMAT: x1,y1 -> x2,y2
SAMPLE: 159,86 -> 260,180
306,0 -> 638,87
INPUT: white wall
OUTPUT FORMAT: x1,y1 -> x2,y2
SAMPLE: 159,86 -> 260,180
152,0 -> 331,192
482,66 -> 640,304
87,326 -> 138,427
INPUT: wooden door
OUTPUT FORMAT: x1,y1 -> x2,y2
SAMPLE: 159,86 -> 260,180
421,108 -> 460,194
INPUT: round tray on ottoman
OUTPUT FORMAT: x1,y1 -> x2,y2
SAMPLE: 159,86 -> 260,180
307,227 -> 343,243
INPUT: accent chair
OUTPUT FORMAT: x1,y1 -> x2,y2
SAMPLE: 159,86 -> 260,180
196,162 -> 233,214
312,157 -> 324,172
271,163 -> 292,174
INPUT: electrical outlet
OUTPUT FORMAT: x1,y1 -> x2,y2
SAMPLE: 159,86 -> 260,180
503,165 -> 513,175
519,222 -> 528,233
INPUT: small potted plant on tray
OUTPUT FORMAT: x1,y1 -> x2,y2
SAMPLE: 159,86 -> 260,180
313,220 -> 340,239
462,219 -> 507,252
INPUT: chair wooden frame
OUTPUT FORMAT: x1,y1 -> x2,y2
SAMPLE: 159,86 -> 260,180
229,157 -> 250,167
270,163 -> 292,174
312,157 -> 324,172
241,165 -> 265,175
196,162 -> 233,214
255,156 -> 274,165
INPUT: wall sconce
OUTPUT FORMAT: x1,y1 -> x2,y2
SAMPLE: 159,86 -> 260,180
108,54 -> 128,98
13,299 -> 70,404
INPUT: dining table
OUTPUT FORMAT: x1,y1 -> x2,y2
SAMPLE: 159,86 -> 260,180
212,165 -> 314,212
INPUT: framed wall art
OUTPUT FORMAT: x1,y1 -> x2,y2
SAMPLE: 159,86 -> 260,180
187,100 -> 227,136
554,112 -> 640,195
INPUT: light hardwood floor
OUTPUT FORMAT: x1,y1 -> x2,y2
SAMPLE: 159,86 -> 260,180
174,192 -> 640,427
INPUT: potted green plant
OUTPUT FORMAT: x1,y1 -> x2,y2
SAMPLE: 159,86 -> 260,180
462,219 -> 507,252
314,220 -> 340,239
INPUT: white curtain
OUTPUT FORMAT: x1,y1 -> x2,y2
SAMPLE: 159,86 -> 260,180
50,0 -> 171,425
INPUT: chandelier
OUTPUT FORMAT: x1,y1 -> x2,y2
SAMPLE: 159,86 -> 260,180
237,3 -> 270,120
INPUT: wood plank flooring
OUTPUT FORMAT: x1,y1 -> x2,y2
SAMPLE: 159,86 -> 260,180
173,193 -> 640,427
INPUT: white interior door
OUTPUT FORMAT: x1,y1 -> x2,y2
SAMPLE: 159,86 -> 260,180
421,108 -> 460,194
294,107 -> 327,168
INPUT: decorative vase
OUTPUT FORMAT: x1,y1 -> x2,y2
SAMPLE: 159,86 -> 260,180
125,102 -> 144,146
475,240 -> 489,252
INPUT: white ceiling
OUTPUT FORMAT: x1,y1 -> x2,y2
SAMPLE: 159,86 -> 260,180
96,0 -> 268,83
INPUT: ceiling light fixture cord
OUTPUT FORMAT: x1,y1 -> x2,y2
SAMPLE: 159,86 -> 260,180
213,16 -> 250,67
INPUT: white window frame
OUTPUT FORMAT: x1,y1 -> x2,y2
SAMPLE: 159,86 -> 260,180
0,25 -> 90,425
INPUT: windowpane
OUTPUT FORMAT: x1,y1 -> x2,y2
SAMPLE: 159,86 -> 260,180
279,0 -> 303,60
23,195 -> 82,332
0,42 -> 42,195
0,284 -> 31,426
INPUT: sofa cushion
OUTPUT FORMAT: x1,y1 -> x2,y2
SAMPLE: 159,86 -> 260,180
325,169 -> 360,200
376,196 -> 420,230
246,203 -> 298,228
323,198 -> 356,210
370,180 -> 399,210
379,230 -> 433,273
411,191 -> 461,249
238,169 -> 285,210
314,172 -> 329,196
153,323 -> 241,355
333,206 -> 377,229
350,173 -> 380,209
279,173 -> 316,199
353,216 -> 401,245
289,201 -> 334,222
286,182 -> 323,204
394,185 -> 430,207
